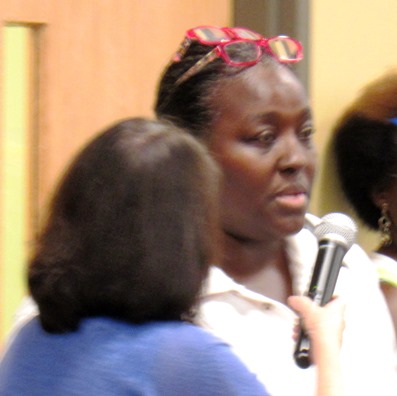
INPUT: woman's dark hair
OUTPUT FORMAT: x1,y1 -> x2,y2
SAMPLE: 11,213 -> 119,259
332,70 -> 397,229
154,40 -> 280,140
28,117 -> 220,333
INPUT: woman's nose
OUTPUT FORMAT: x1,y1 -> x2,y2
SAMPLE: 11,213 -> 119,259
277,135 -> 310,174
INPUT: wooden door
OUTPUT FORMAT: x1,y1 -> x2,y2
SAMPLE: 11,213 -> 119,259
0,0 -> 231,345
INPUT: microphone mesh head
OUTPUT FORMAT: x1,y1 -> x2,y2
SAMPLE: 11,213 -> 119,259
314,212 -> 357,249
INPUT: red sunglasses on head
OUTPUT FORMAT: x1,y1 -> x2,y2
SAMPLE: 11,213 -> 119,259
171,25 -> 303,85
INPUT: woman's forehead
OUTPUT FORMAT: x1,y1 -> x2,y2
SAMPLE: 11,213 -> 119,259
211,64 -> 309,115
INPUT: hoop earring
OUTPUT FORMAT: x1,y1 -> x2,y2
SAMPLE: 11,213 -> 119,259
378,202 -> 392,247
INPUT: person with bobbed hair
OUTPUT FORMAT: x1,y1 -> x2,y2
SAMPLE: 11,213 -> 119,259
333,70 -> 397,334
154,25 -> 397,395
0,117 -> 346,396
27,117 -> 220,333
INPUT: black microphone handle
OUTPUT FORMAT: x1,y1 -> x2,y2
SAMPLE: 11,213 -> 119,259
293,240 -> 347,369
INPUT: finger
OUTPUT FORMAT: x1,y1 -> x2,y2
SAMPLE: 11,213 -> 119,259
287,295 -> 315,316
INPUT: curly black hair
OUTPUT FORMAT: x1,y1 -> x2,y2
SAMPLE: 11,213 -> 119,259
332,70 -> 397,229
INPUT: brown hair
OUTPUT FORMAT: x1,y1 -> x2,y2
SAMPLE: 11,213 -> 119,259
29,117 -> 220,333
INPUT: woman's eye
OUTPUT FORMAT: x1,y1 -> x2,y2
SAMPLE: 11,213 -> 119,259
257,131 -> 275,145
246,128 -> 276,148
299,125 -> 315,141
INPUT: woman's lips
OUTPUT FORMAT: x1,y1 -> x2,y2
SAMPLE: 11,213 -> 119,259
274,191 -> 308,209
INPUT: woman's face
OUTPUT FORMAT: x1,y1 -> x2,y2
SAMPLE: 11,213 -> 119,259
207,62 -> 316,242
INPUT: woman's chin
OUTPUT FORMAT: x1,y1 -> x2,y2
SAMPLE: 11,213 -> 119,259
279,215 -> 306,236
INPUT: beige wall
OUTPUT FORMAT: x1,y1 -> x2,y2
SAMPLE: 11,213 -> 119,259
309,0 -> 397,251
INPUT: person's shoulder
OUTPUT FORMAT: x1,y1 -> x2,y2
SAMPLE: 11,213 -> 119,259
156,321 -> 223,346
1,316 -> 43,363
151,322 -> 235,373
152,322 -> 270,396
118,320 -> 222,351
7,315 -> 41,344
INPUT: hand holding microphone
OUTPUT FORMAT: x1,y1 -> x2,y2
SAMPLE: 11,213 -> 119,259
293,213 -> 357,369
289,295 -> 346,364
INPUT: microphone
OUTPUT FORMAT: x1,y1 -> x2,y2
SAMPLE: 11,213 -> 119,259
293,212 -> 357,369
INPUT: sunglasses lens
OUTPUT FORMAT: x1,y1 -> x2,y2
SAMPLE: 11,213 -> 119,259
224,41 -> 260,65
193,27 -> 230,44
267,37 -> 302,62
230,27 -> 263,41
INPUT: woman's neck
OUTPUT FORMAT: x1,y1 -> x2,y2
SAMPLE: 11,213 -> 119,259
219,231 -> 293,303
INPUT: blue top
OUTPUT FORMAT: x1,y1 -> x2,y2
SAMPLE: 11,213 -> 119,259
0,317 -> 269,396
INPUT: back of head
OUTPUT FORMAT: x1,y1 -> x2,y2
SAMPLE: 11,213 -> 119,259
332,70 -> 397,229
29,117 -> 220,332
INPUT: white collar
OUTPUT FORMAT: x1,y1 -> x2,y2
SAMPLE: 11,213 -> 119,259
202,223 -> 318,300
